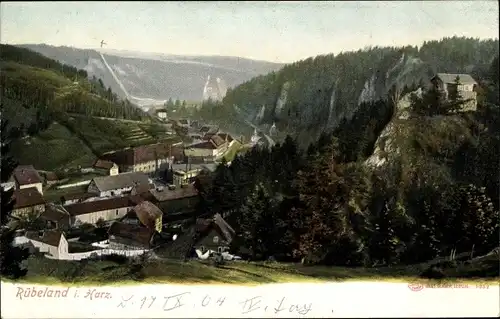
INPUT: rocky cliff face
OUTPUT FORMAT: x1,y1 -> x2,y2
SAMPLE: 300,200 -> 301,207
365,88 -> 422,167
246,53 -> 434,145
202,76 -> 228,101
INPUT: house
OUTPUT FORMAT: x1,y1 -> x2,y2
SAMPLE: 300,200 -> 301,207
87,172 -> 151,197
149,184 -> 199,219
194,214 -> 236,254
11,187 -> 46,219
172,169 -> 201,187
64,196 -> 138,227
182,155 -> 215,164
39,204 -> 71,230
177,119 -> 190,128
101,143 -> 180,174
157,213 -> 235,259
184,135 -> 228,159
22,230 -> 68,259
11,165 -> 43,195
188,133 -> 204,143
156,108 -> 168,120
60,192 -> 96,206
216,132 -> 234,143
121,201 -> 163,232
171,163 -> 217,186
93,159 -> 119,176
108,222 -> 159,250
190,120 -> 200,130
43,172 -> 59,187
199,125 -> 219,136
430,73 -> 478,111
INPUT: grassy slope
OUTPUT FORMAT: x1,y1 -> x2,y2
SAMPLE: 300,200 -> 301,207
15,254 -> 498,287
9,117 -> 177,171
10,123 -> 96,171
2,60 -> 179,171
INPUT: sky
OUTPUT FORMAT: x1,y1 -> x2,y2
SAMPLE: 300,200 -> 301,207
1,1 -> 499,63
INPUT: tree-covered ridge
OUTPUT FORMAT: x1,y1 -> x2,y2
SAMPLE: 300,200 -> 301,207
194,55 -> 499,271
220,37 -> 499,147
0,44 -> 148,122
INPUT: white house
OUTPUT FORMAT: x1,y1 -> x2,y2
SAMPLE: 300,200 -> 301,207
15,230 -> 69,259
11,165 -> 43,195
184,135 -> 228,159
87,172 -> 151,197
171,163 -> 217,187
100,143 -> 179,175
93,159 -> 119,176
430,73 -> 478,111
64,196 -> 138,227
156,108 -> 168,120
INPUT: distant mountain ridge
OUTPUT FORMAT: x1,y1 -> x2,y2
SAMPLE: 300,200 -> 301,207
220,37 -> 499,147
17,44 -> 284,104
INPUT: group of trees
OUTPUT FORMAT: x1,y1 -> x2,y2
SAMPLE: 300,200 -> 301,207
0,44 -> 148,140
0,118 -> 30,279
195,55 -> 500,267
219,37 -> 499,148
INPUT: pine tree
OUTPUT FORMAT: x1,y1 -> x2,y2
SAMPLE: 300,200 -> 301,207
0,117 -> 30,279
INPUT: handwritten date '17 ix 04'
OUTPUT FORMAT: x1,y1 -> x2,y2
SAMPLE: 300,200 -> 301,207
117,293 -> 313,315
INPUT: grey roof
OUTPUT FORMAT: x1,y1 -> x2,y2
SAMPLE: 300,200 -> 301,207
171,163 -> 217,173
434,73 -> 477,85
91,172 -> 150,192
213,213 -> 235,243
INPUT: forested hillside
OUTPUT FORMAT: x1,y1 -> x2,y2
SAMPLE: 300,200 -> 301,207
0,45 -> 171,171
195,49 -> 500,275
219,37 -> 499,147
1,44 -> 147,124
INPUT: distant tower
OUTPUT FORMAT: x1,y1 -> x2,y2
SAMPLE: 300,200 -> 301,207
269,122 -> 277,137
250,128 -> 260,145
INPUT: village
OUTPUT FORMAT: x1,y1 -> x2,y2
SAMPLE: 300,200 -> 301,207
3,72 -> 481,265
3,116 -> 275,263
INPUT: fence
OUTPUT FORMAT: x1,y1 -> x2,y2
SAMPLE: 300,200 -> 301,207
56,180 -> 92,189
45,248 -> 150,261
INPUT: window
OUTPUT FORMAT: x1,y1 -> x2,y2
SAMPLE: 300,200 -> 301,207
213,236 -> 219,244
199,245 -> 205,253
218,247 -> 223,253
116,210 -> 118,216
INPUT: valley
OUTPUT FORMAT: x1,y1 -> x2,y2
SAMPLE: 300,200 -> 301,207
18,44 -> 284,102
1,37 -> 499,290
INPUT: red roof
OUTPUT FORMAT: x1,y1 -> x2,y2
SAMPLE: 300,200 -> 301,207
44,172 -> 59,181
13,165 -> 42,185
133,201 -> 163,230
13,187 -> 45,209
93,159 -> 116,170
191,134 -> 227,150
64,196 -> 136,216
217,133 -> 233,142
102,143 -> 179,166
190,141 -> 217,150
149,184 -> 198,202
108,222 -> 154,247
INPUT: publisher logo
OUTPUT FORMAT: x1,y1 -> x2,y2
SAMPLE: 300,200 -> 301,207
408,283 -> 424,292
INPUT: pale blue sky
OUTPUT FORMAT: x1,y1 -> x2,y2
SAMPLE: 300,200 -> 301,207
1,1 -> 498,63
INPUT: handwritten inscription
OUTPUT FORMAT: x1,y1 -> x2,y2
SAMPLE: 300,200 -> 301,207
14,285 -> 316,315
116,292 -> 313,315
15,286 -> 113,301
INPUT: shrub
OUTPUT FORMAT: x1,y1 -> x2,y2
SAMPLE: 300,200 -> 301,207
101,253 -> 128,264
